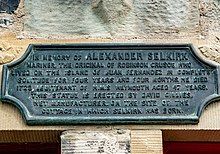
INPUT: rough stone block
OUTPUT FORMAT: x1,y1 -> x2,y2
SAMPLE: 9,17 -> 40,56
200,0 -> 220,33
24,0 -> 91,35
61,130 -> 131,154
24,0 -> 199,38
134,0 -> 199,33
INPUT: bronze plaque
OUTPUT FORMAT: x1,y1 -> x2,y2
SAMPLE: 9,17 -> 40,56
1,44 -> 219,125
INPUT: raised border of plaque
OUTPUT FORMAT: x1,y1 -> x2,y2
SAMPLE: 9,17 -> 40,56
1,44 -> 220,125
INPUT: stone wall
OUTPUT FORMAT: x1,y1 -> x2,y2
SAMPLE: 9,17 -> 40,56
0,1 -> 220,153
0,0 -> 220,130
0,0 -> 219,60
23,0 -> 200,38
0,0 -> 219,38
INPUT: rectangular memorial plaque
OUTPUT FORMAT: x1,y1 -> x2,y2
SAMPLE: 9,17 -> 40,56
1,44 -> 220,125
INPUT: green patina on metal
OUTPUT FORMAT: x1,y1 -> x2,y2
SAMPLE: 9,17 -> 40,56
1,44 -> 220,125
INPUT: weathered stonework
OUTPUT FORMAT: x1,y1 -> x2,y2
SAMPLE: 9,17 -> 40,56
61,130 -> 131,154
198,0 -> 220,63
92,0 -> 133,35
0,52 -> 14,64
0,41 -> 23,64
199,36 -> 220,62
23,0 -> 199,38
0,0 -> 219,40
0,42 -> 15,64
24,0 -> 91,36
93,0 -> 132,23
199,0 -> 220,34
134,0 -> 199,34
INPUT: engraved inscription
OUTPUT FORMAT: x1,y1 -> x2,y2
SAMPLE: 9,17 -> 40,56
1,44 -> 219,124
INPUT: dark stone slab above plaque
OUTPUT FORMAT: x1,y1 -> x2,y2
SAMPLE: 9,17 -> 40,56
1,44 -> 220,125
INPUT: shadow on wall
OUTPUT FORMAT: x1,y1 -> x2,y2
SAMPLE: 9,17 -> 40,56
0,0 -> 20,14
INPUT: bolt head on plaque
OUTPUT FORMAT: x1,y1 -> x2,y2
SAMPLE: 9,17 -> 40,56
1,44 -> 220,125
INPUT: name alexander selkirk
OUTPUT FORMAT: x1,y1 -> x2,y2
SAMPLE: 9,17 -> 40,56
86,52 -> 189,61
